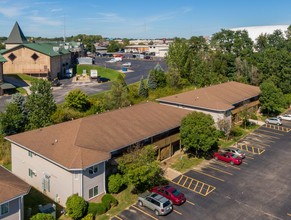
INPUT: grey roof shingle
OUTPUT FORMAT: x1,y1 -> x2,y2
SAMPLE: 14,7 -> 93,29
5,22 -> 28,44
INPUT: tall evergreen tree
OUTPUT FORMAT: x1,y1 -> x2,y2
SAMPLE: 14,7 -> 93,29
138,76 -> 148,98
147,70 -> 157,90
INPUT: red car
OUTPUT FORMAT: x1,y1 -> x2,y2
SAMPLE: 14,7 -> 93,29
151,185 -> 186,205
213,151 -> 242,165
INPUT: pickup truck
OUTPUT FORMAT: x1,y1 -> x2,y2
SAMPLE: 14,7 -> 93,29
137,191 -> 172,216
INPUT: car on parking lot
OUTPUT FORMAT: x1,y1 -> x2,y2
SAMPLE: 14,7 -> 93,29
122,62 -> 132,67
221,148 -> 245,159
138,191 -> 173,216
151,185 -> 186,205
265,117 -> 282,125
213,151 -> 242,165
278,114 -> 291,121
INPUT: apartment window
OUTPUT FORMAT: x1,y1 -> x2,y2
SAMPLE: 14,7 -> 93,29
88,165 -> 98,175
0,202 -> 9,215
28,151 -> 33,157
42,175 -> 50,192
89,186 -> 98,199
28,168 -> 34,178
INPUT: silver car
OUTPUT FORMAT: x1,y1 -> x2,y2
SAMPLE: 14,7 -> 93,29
138,192 -> 172,216
265,117 -> 282,125
222,148 -> 245,158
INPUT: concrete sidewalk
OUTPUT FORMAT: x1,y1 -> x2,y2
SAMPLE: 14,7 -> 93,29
163,167 -> 182,181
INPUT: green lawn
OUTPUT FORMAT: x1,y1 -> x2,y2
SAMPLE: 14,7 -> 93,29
96,185 -> 138,220
170,155 -> 204,173
76,64 -> 122,81
8,74 -> 39,84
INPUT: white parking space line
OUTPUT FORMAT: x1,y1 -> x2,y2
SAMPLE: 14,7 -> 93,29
131,205 -> 158,220
173,209 -> 182,215
207,165 -> 233,175
256,128 -> 284,136
186,200 -> 195,206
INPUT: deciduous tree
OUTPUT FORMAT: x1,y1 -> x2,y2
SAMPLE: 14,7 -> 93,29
180,112 -> 218,155
65,89 -> 91,112
117,145 -> 163,191
259,80 -> 285,115
24,79 -> 56,130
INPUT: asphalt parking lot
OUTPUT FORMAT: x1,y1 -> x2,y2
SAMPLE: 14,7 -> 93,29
113,121 -> 291,220
0,57 -> 167,110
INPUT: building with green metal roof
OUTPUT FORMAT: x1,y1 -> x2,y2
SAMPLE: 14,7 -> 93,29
2,22 -> 72,79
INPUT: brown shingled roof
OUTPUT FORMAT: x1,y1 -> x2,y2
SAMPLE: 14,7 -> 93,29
157,81 -> 260,111
0,166 -> 30,204
6,102 -> 191,170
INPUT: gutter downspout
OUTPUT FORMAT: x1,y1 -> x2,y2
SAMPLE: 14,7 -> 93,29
103,162 -> 106,194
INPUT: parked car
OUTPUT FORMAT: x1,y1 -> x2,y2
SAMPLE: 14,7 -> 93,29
265,117 -> 282,125
122,62 -> 132,67
151,185 -> 186,205
138,192 -> 173,216
213,151 -> 242,165
278,114 -> 291,121
221,148 -> 245,159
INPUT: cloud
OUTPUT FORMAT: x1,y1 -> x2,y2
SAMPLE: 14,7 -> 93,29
0,5 -> 26,17
29,16 -> 62,26
87,12 -> 126,23
51,8 -> 62,13
181,7 -> 192,13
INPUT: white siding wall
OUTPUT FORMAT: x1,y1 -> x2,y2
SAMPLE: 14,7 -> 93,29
82,162 -> 106,201
11,144 -> 81,207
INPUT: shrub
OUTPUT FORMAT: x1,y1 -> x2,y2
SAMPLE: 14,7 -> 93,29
65,194 -> 88,220
101,194 -> 118,210
95,202 -> 107,215
108,173 -> 124,194
30,213 -> 54,220
81,213 -> 93,220
87,202 -> 98,216
229,126 -> 244,138
65,89 -> 91,112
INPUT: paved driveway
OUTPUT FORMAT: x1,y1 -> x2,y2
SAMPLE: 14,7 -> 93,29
114,123 -> 291,220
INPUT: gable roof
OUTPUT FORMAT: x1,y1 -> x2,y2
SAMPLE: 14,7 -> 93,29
157,81 -> 260,112
0,166 -> 30,204
6,102 -> 191,170
5,22 -> 28,44
2,43 -> 70,57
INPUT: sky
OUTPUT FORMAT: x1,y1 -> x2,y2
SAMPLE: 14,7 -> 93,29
0,0 -> 291,39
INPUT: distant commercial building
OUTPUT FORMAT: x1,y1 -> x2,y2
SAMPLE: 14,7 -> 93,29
148,44 -> 169,57
1,22 -> 72,79
230,25 -> 289,42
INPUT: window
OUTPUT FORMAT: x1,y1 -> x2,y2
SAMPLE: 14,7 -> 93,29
89,186 -> 98,198
31,53 -> 39,61
28,151 -> 33,157
28,168 -> 34,178
0,202 -> 9,215
88,165 -> 98,175
42,175 -> 50,192
8,53 -> 16,62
